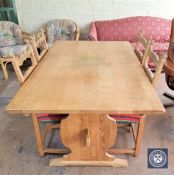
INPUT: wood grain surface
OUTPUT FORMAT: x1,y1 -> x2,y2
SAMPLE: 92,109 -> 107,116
60,114 -> 116,161
6,41 -> 165,115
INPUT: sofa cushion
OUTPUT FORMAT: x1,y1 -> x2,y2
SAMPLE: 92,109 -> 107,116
95,16 -> 171,43
0,44 -> 29,57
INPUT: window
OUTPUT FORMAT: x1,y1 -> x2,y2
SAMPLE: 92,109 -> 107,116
0,0 -> 18,24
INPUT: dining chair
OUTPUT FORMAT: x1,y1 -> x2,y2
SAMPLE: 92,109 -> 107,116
45,19 -> 80,46
134,31 -> 152,64
17,73 -> 69,156
32,113 -> 69,156
30,19 -> 80,156
0,21 -> 37,83
108,41 -> 166,156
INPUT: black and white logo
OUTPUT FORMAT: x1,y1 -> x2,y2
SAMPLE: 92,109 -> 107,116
148,148 -> 168,168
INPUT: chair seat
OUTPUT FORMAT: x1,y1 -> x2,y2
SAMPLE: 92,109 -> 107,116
0,44 -> 29,57
37,114 -> 68,123
109,114 -> 141,124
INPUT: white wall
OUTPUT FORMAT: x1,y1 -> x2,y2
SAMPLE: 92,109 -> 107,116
15,0 -> 174,39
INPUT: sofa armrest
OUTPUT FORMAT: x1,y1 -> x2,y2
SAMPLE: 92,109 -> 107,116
88,22 -> 98,41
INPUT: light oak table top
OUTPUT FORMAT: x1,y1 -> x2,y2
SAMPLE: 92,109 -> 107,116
6,41 -> 165,115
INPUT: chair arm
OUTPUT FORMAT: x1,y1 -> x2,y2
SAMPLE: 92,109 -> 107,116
88,22 -> 98,41
22,31 -> 34,44
32,28 -> 45,42
22,31 -> 33,40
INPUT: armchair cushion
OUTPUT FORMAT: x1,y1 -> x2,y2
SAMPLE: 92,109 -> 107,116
0,44 -> 29,57
0,21 -> 24,46
0,30 -> 16,47
46,20 -> 77,43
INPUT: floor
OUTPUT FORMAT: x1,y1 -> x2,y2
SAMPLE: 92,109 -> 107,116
0,66 -> 174,175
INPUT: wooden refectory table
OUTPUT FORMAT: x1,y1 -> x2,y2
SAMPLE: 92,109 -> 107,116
6,41 -> 165,167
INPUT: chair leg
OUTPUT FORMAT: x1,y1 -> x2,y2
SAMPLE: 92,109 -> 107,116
47,127 -> 57,148
0,60 -> 8,80
30,48 -> 37,67
31,40 -> 40,62
31,114 -> 45,157
134,115 -> 146,156
11,60 -> 25,83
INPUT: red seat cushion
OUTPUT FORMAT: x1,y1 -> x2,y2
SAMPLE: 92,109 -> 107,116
37,114 -> 68,123
109,114 -> 141,124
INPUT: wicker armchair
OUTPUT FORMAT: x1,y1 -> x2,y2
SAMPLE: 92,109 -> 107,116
45,19 -> 80,47
0,21 -> 37,83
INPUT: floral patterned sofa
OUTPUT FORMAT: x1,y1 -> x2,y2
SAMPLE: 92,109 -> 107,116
89,16 -> 171,55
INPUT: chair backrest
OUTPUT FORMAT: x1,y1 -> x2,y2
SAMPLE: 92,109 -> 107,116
142,43 -> 166,87
134,31 -> 152,64
0,21 -> 24,47
45,19 -> 79,43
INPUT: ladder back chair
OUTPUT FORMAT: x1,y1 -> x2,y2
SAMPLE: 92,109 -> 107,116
134,31 -> 152,64
143,43 -> 166,87
108,40 -> 166,156
32,113 -> 69,156
17,69 -> 69,156
29,19 -> 81,156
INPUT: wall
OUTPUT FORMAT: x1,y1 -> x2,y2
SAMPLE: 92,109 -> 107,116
15,0 -> 174,39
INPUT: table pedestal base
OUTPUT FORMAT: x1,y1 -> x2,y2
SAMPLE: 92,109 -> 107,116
49,158 -> 128,167
49,113 -> 128,167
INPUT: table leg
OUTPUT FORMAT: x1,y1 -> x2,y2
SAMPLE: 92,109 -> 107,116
49,113 -> 128,167
134,115 -> 146,156
32,114 -> 45,156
